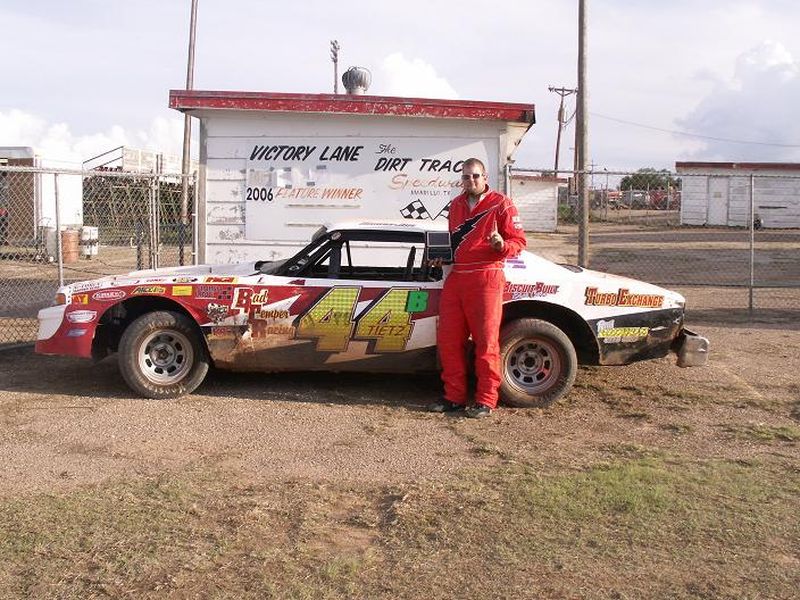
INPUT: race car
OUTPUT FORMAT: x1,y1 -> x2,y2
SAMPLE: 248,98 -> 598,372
36,220 -> 708,405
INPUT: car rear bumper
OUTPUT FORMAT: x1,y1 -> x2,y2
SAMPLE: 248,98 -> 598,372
672,328 -> 709,367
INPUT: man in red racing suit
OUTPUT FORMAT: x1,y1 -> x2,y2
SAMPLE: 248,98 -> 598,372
429,158 -> 527,418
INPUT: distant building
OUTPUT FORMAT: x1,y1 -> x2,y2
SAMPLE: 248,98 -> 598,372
83,146 -> 198,174
676,162 -> 800,228
510,174 -> 565,232
0,147 -> 83,244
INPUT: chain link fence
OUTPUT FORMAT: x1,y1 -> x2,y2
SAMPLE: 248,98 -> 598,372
2,163 -> 797,346
512,167 -> 800,316
0,166 -> 195,346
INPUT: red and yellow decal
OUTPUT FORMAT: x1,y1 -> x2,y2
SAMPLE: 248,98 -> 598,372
584,287 -> 663,309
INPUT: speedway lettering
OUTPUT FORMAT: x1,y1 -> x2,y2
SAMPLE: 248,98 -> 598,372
584,287 -> 663,309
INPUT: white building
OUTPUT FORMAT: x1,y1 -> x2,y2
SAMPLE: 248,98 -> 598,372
170,90 -> 536,263
509,174 -> 564,232
676,161 -> 800,228
0,147 -> 83,244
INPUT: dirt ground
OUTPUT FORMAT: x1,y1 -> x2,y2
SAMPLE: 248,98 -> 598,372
1,315 -> 798,498
0,224 -> 798,598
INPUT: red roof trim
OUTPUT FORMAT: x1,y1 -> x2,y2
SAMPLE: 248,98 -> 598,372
676,161 -> 800,171
169,90 -> 535,123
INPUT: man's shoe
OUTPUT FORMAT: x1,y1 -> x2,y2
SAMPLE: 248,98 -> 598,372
465,404 -> 492,419
427,399 -> 466,413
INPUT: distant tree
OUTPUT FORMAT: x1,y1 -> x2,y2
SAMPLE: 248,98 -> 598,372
619,168 -> 681,190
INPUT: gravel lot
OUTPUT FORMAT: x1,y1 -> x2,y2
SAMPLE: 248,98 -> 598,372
1,315 -> 798,497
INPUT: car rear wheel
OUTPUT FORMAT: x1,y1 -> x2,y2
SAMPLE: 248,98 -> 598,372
118,311 -> 209,399
499,318 -> 578,408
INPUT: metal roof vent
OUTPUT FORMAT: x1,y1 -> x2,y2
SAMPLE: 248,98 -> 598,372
342,66 -> 372,95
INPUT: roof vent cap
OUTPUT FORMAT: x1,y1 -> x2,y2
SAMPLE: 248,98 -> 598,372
342,66 -> 371,95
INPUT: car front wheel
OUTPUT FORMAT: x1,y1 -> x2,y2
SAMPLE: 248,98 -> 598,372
499,318 -> 578,408
118,311 -> 209,399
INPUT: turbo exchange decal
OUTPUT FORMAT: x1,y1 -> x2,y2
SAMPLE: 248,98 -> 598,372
584,287 -> 663,309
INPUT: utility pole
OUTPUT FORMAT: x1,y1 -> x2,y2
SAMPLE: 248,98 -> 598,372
330,40 -> 340,94
179,0 -> 198,266
577,0 -> 589,267
548,86 -> 577,175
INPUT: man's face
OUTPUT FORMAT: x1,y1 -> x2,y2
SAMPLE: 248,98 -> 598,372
461,164 -> 486,195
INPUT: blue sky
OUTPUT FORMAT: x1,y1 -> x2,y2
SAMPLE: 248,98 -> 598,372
2,0 -> 799,169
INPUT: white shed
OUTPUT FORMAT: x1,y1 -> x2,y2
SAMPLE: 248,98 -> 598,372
676,161 -> 800,228
0,147 -> 83,244
509,174 -> 563,232
170,90 -> 536,264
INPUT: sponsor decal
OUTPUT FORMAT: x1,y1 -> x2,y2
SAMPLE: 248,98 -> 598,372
67,310 -> 97,324
505,258 -> 526,270
253,308 -> 290,321
207,326 -> 238,340
66,328 -> 88,337
171,285 -> 193,296
195,285 -> 217,300
206,276 -> 237,284
133,286 -> 166,295
252,324 -> 295,337
72,294 -> 90,305
584,287 -> 663,309
172,277 -> 198,283
92,289 -> 126,301
596,319 -> 649,344
71,281 -> 104,293
206,303 -> 230,323
506,282 -> 559,299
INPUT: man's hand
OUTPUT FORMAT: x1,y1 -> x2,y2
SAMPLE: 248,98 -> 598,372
488,224 -> 504,252
427,258 -> 443,267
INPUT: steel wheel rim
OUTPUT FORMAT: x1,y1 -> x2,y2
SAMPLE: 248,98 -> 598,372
137,329 -> 193,385
505,337 -> 562,395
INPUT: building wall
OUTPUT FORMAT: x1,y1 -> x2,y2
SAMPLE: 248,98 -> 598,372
510,176 -> 558,232
678,166 -> 800,228
197,112 -> 513,264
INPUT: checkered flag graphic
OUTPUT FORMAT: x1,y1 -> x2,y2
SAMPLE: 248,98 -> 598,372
400,200 -> 431,220
435,202 -> 451,220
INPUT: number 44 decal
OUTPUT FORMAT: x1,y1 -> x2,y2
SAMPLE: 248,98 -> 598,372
296,287 -> 429,353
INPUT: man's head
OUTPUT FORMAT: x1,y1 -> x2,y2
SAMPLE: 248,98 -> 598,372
461,158 -> 487,196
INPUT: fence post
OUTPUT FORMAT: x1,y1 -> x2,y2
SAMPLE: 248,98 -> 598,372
749,174 -> 755,314
192,172 -> 199,265
54,173 -> 64,287
148,174 -> 158,270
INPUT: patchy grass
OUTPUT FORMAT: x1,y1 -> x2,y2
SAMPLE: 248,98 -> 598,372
661,422 -> 694,435
722,423 -> 800,443
1,456 -> 798,599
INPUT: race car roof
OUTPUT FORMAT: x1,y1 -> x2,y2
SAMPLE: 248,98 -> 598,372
325,219 -> 447,235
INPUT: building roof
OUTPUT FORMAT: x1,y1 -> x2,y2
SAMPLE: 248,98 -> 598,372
169,90 -> 535,123
675,161 -> 800,171
326,219 -> 447,234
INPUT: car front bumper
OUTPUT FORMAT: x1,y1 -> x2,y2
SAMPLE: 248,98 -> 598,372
672,328 -> 709,367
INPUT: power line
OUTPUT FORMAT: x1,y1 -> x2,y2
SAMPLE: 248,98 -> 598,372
591,112 -> 800,148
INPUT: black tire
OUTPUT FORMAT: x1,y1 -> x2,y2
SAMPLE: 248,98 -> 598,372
499,318 -> 578,408
118,311 -> 209,399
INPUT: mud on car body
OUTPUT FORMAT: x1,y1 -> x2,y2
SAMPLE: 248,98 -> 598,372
36,220 -> 709,405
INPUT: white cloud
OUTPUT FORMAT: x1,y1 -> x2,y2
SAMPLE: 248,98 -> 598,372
678,41 -> 800,161
373,53 -> 459,99
0,110 -> 188,166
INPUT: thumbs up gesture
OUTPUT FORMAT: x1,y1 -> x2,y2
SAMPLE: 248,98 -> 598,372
488,223 -> 504,252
